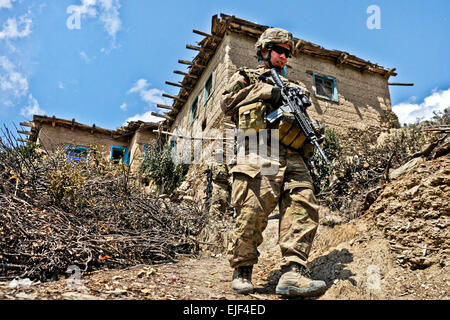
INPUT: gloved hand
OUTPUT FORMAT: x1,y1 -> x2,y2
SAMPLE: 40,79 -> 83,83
271,86 -> 282,106
312,120 -> 325,144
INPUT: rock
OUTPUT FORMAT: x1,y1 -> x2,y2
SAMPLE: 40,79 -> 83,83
8,278 -> 38,289
15,292 -> 36,300
389,158 -> 421,180
62,292 -> 102,300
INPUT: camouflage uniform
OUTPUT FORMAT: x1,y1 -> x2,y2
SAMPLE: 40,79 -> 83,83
222,65 -> 319,270
208,164 -> 231,217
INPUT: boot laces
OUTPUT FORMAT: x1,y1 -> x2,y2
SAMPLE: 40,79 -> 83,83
290,263 -> 311,278
239,266 -> 252,280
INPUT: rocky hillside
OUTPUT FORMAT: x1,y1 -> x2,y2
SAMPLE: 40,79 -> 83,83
1,154 -> 448,300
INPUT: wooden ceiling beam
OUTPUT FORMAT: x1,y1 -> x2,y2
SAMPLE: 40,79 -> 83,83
162,93 -> 186,103
151,112 -> 174,122
174,70 -> 199,79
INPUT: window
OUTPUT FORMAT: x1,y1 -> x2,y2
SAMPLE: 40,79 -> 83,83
202,118 -> 207,131
204,72 -> 213,103
313,74 -> 338,102
190,96 -> 198,125
110,145 -> 129,165
169,139 -> 177,151
65,144 -> 89,162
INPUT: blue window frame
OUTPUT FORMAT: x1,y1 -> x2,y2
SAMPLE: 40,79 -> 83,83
169,139 -> 177,151
110,145 -> 129,165
65,144 -> 89,162
190,96 -> 198,125
313,73 -> 338,102
143,144 -> 150,158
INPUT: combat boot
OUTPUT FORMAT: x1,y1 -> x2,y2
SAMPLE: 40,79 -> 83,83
231,266 -> 254,294
276,263 -> 326,297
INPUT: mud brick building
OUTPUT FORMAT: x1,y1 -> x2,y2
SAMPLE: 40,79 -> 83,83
18,13 -> 400,179
156,14 -> 399,153
19,115 -> 159,173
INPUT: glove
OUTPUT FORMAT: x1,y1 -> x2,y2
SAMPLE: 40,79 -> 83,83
271,86 -> 282,106
312,120 -> 325,144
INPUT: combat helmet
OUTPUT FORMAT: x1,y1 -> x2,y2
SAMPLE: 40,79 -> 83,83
255,27 -> 294,59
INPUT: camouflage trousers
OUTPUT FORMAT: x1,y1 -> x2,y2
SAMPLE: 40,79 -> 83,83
209,180 -> 231,217
227,153 -> 319,269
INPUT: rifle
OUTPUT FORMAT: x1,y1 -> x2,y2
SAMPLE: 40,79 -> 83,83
202,166 -> 213,213
266,68 -> 330,164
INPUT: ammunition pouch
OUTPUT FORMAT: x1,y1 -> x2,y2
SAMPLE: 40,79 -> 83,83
277,114 -> 307,151
266,108 -> 317,159
238,101 -> 268,132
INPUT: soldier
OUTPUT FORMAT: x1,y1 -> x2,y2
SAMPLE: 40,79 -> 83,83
208,149 -> 232,218
221,28 -> 327,297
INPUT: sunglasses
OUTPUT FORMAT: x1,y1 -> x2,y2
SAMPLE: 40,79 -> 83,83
270,45 -> 292,58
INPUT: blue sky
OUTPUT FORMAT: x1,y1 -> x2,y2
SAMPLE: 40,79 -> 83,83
0,0 -> 449,133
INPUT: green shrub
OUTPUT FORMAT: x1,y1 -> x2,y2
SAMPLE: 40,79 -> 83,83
139,143 -> 189,195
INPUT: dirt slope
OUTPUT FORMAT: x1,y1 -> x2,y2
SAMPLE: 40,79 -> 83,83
1,156 -> 448,300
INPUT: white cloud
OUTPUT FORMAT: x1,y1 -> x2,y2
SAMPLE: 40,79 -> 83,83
123,111 -> 163,125
0,0 -> 17,10
128,79 -> 149,94
119,102 -> 127,111
80,51 -> 90,63
127,78 -> 170,107
98,0 -> 121,40
20,93 -> 44,117
124,79 -> 173,125
0,15 -> 32,40
392,87 -> 450,124
0,56 -> 29,97
67,0 -> 121,40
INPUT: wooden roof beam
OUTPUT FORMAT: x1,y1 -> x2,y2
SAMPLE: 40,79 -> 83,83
166,81 -> 194,91
178,59 -> 207,69
384,68 -> 397,79
294,40 -> 306,55
193,29 -> 221,41
17,130 -> 32,135
388,82 -> 414,86
162,93 -> 186,103
229,22 -> 262,36
157,104 -> 177,112
174,70 -> 199,79
186,44 -> 214,54
151,112 -> 174,122
336,52 -> 349,66
360,65 -> 370,74
20,121 -> 34,128
165,81 -> 184,88
186,44 -> 201,51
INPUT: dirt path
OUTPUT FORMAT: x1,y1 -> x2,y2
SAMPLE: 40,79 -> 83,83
1,215 -> 448,300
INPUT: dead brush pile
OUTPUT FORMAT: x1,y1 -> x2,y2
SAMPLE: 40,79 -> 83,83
313,110 -> 449,223
0,129 -> 206,281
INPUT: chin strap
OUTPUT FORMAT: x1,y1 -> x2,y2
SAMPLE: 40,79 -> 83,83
261,49 -> 283,73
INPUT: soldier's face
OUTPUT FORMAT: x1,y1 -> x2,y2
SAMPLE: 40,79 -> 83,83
263,43 -> 290,69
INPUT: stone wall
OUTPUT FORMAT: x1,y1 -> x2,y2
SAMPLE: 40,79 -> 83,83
128,129 -> 157,173
37,124 -> 128,154
170,32 -> 393,141
36,124 -> 156,173
169,36 -> 232,163
226,33 -> 392,133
